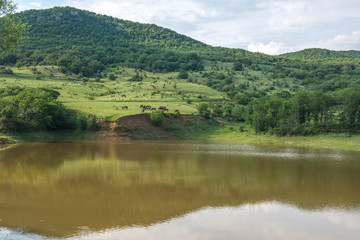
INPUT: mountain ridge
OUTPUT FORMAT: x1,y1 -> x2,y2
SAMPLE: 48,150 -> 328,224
279,48 -> 360,59
13,6 -> 213,53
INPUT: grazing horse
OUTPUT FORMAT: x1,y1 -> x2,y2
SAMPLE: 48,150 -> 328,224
174,110 -> 179,113
140,105 -> 151,110
158,106 -> 167,110
122,106 -> 128,110
141,105 -> 151,110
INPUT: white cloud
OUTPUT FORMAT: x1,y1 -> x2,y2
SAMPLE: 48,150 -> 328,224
302,30 -> 360,51
248,42 -> 291,55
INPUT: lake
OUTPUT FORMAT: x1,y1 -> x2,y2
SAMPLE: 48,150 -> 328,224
0,141 -> 359,239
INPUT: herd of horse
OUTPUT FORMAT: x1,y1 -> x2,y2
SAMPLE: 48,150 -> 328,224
121,104 -> 178,113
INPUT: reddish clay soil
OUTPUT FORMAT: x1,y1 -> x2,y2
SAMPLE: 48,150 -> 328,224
94,114 -> 199,140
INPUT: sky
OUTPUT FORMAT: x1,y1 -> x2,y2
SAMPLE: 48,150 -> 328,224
14,0 -> 360,55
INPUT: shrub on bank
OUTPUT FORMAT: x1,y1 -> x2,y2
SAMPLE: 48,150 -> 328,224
149,110 -> 164,126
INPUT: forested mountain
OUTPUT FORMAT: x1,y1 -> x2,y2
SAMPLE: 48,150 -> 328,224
17,7 -> 208,51
280,48 -> 360,60
0,7 -> 212,74
0,7 -> 271,76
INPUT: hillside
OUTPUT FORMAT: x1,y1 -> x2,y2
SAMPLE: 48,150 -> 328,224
0,7 -> 210,73
16,7 -> 207,51
0,7 -> 360,137
280,48 -> 360,60
0,7 -> 268,72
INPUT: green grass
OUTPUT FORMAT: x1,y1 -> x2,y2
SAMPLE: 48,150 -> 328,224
204,125 -> 360,151
1,65 -> 226,120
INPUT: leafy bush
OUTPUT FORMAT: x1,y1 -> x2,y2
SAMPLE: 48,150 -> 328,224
0,67 -> 14,75
149,110 -> 164,126
0,86 -> 90,131
129,72 -> 143,82
197,103 -> 211,119
178,70 -> 189,79
108,74 -> 116,81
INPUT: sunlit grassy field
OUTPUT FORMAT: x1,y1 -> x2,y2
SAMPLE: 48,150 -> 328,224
0,65 -> 225,120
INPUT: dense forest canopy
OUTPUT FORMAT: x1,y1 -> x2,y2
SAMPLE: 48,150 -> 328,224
0,7 -> 207,74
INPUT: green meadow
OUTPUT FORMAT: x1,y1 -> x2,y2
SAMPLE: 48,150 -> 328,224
0,65 -> 225,121
1,64 -> 359,152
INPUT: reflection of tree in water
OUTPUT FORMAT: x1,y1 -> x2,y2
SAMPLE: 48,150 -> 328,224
0,142 -> 359,237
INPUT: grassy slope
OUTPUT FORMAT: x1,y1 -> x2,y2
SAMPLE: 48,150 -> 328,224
0,61 -> 302,122
1,65 -> 224,120
1,65 -> 359,151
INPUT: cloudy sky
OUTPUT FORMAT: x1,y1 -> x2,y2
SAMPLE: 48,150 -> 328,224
15,0 -> 360,55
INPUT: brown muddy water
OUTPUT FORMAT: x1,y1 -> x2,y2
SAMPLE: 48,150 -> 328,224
0,141 -> 359,239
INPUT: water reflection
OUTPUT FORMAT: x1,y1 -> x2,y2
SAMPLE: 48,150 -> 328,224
67,203 -> 360,240
1,203 -> 360,240
0,141 -> 359,239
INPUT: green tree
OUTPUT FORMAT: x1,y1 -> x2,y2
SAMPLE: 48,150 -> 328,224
108,73 -> 116,81
149,110 -> 164,126
291,91 -> 311,126
0,87 -> 80,130
310,91 -> 334,128
0,0 -> 27,53
197,103 -> 211,119
178,70 -> 189,79
339,87 -> 360,130
233,62 -> 243,71
128,72 -> 143,82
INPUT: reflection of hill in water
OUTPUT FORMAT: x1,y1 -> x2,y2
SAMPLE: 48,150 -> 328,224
0,142 -> 359,237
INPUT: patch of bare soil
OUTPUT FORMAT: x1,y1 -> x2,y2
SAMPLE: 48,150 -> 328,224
95,114 -> 199,140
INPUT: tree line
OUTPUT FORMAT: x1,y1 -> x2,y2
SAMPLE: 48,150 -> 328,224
199,87 -> 360,135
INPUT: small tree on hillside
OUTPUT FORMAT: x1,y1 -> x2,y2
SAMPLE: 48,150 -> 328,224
233,62 -> 243,71
178,70 -> 189,79
150,110 -> 164,126
108,73 -> 116,81
129,72 -> 143,82
197,103 -> 211,119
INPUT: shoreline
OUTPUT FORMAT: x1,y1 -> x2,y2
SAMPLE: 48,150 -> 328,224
203,128 -> 360,152
1,114 -> 359,152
